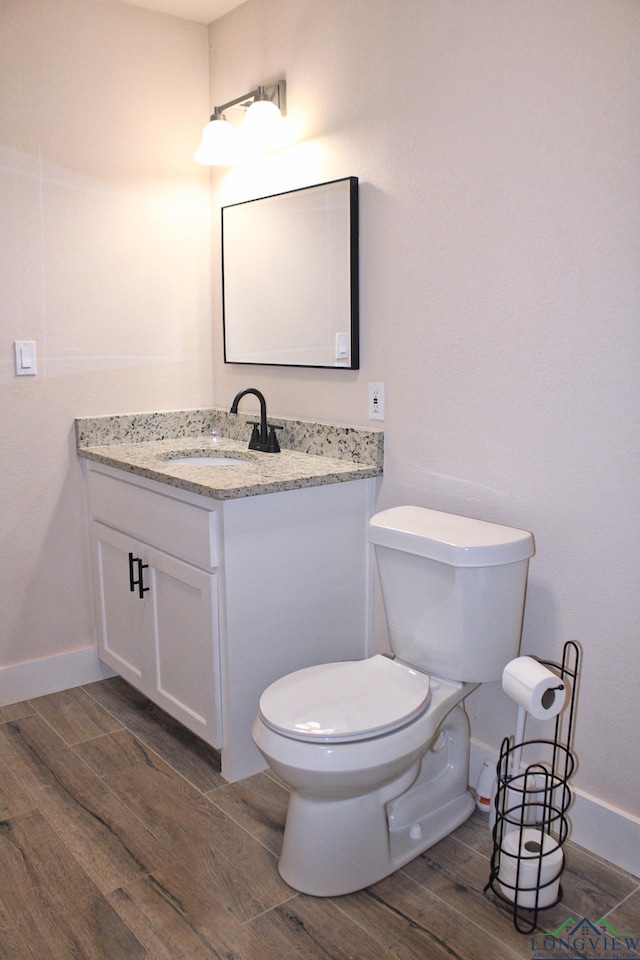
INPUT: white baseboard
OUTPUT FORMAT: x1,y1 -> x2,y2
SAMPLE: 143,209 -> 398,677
0,646 -> 117,705
470,739 -> 640,879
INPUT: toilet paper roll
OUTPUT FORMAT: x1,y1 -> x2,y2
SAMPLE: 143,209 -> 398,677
502,657 -> 567,720
498,827 -> 563,908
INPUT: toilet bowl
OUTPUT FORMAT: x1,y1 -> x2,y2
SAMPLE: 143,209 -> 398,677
253,655 -> 478,895
253,506 -> 535,897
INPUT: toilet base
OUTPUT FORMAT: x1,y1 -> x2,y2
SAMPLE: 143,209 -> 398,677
278,704 -> 474,897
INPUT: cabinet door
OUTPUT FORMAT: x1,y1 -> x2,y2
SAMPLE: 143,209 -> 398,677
144,545 -> 221,748
90,522 -> 149,690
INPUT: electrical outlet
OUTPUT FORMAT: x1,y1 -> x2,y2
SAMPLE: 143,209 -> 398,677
368,382 -> 385,421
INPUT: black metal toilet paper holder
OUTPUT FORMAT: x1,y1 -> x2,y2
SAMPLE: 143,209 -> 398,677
484,640 -> 580,934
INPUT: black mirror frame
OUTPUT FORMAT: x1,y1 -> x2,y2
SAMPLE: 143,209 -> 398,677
221,176 -> 359,370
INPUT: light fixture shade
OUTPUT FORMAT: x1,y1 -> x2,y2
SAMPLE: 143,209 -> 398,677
243,97 -> 282,150
194,114 -> 236,166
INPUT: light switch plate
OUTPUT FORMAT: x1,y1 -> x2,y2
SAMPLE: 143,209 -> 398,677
335,332 -> 349,360
14,341 -> 37,376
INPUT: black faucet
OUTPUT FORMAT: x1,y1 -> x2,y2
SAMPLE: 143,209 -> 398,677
229,388 -> 281,453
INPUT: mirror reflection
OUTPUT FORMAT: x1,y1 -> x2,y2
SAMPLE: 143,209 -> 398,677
222,177 -> 359,369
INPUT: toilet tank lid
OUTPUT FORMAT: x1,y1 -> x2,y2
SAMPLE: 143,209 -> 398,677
368,506 -> 535,567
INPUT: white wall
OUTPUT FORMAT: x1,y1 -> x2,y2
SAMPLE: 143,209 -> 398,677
0,1 -> 212,666
207,0 -> 640,826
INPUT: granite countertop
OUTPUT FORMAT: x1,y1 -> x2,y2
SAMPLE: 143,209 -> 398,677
76,409 -> 383,501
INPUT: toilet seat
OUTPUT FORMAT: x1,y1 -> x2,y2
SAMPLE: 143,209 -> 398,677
258,655 -> 431,743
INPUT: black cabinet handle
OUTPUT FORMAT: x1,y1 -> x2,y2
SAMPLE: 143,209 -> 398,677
128,552 -> 137,592
128,552 -> 149,599
136,559 -> 149,599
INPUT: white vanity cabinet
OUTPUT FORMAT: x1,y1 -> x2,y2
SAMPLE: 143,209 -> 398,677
85,461 -> 375,781
88,467 -> 221,748
90,522 -> 220,742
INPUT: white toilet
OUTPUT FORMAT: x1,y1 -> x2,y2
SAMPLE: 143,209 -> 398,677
252,505 -> 534,896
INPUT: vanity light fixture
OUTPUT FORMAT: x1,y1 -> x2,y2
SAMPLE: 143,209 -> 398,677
195,79 -> 286,166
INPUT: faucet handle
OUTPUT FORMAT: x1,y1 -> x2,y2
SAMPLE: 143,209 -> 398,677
247,421 -> 261,449
266,424 -> 283,453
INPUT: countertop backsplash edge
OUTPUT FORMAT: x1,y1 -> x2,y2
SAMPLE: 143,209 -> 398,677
75,409 -> 384,468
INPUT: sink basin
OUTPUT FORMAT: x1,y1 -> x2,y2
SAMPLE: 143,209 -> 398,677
168,456 -> 248,467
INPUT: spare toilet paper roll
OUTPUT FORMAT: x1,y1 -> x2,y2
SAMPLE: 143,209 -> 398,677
502,657 -> 567,720
498,827 -> 564,908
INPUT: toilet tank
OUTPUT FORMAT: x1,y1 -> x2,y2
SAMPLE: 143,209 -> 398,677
368,507 -> 535,683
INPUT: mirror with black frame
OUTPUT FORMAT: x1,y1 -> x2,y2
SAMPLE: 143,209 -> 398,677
222,177 -> 359,369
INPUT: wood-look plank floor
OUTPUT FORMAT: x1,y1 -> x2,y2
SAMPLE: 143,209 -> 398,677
0,676 -> 638,960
